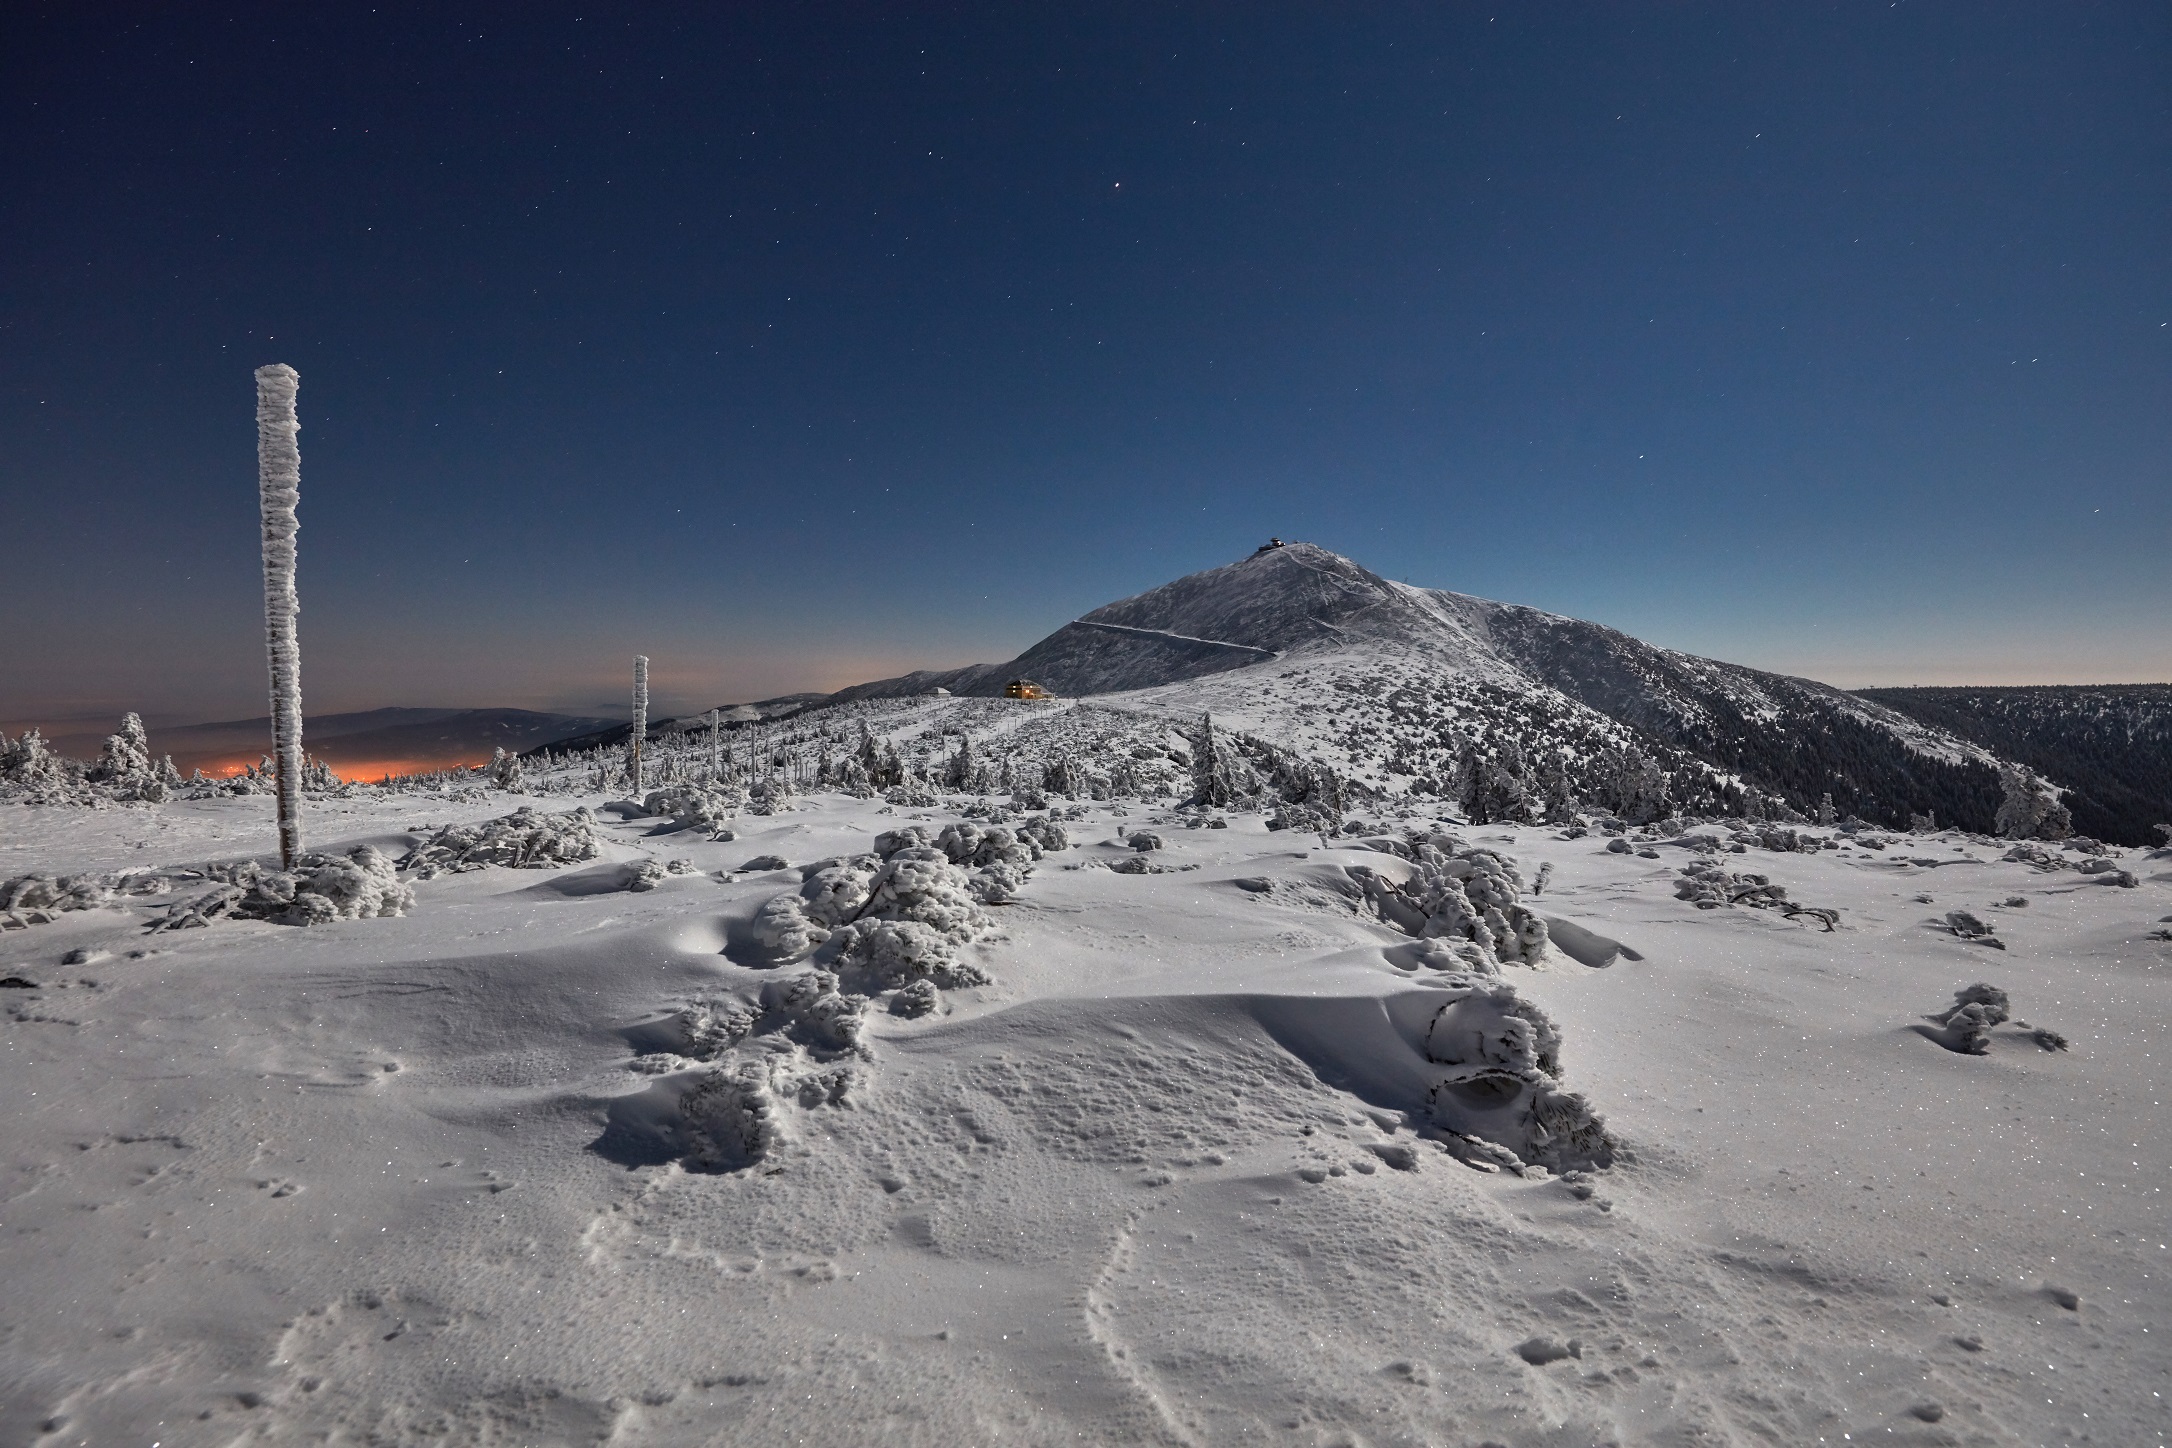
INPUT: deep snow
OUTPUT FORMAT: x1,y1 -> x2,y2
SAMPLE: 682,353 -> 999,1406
1,769 -> 2167,1446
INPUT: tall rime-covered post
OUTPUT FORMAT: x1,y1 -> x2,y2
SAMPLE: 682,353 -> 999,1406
631,656 -> 650,793
255,364 -> 305,868
709,707 -> 721,780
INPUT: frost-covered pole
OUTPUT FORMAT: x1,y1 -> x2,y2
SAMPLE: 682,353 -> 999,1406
255,364 -> 305,869
709,707 -> 721,780
631,655 -> 650,794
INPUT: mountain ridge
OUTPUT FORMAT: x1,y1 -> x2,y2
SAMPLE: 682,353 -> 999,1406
546,542 -> 2100,836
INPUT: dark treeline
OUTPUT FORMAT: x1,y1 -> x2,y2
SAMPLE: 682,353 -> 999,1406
1855,686 -> 2172,847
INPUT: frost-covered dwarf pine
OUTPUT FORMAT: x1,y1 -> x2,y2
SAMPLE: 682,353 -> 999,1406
643,781 -> 745,838
400,806 -> 604,877
1994,763 -> 2073,841
89,714 -> 166,802
1189,713 -> 1257,808
1341,836 -> 1551,967
157,845 -> 412,929
487,747 -> 527,793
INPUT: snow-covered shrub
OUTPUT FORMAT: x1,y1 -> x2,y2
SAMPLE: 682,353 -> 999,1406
759,969 -> 867,1053
1601,746 -> 1676,825
2073,857 -> 2139,887
1994,764 -> 2072,841
674,998 -> 760,1059
1674,860 -> 1786,909
1745,827 -> 1817,853
399,806 -> 602,878
1945,910 -> 2002,946
1042,754 -> 1084,798
1341,841 -> 1550,968
157,845 -> 413,929
3,717 -> 185,807
832,917 -> 992,989
746,821 -> 1036,992
1451,738 -> 1541,825
1419,974 -> 1614,1172
674,968 -> 875,1171
752,893 -> 833,959
643,781 -> 743,838
885,773 -> 941,807
3,874 -> 113,928
1,868 -> 172,929
1928,983 -> 2009,1055
680,1061 -> 785,1171
0,730 -> 69,794
747,771 -> 798,815
2001,841 -> 2065,871
890,978 -> 940,1017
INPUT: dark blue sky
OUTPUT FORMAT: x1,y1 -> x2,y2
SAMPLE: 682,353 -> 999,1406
4,2 -> 2167,726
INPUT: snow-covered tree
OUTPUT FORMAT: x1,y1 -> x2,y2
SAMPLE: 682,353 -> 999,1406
85,713 -> 164,802
631,655 -> 650,794
488,747 -> 527,793
255,363 -> 305,867
944,734 -> 978,791
1189,713 -> 1254,808
1538,751 -> 1579,823
0,730 -> 69,793
1604,745 -> 1674,825
1994,764 -> 2072,841
1454,738 -> 1540,825
1043,754 -> 1084,798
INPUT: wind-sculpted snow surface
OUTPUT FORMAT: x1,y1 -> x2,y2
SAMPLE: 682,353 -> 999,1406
669,971 -> 869,1172
1419,975 -> 1615,1172
8,778 -> 2167,1447
1320,833 -> 1612,1167
685,817 -> 1079,1171
2,869 -> 170,929
398,805 -> 604,877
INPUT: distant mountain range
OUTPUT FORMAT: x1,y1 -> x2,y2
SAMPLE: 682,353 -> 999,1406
58,707 -> 623,781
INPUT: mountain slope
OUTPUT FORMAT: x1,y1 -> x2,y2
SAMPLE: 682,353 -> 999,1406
806,542 -> 2016,830
1856,685 -> 2172,845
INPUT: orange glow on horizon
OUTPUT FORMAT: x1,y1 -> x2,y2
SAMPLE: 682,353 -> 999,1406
192,753 -> 495,784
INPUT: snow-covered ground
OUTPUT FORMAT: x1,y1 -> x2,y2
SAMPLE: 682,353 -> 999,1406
3,781 -> 2167,1446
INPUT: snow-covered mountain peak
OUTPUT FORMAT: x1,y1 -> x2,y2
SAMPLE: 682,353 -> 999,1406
1080,541 -> 1418,651
812,541 -> 2027,831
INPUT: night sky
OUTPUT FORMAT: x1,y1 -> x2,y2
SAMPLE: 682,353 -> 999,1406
4,3 -> 2167,728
